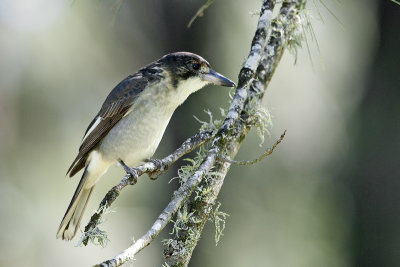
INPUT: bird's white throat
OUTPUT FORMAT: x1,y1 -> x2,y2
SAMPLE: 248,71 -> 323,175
172,77 -> 209,107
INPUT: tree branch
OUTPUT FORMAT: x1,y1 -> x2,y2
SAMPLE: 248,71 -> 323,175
164,0 -> 306,266
92,0 -> 307,266
217,130 -> 286,165
81,130 -> 214,246
94,152 -> 218,267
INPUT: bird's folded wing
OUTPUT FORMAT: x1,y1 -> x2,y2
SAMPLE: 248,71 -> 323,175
66,74 -> 148,177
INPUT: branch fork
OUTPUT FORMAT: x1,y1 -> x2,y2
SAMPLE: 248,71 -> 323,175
86,0 -> 307,265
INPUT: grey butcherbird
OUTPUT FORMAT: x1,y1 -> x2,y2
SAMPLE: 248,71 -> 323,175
56,52 -> 236,240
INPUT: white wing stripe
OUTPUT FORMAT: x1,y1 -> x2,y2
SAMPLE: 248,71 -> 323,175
81,116 -> 102,145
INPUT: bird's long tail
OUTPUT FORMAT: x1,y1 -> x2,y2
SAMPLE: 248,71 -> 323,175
56,167 -> 94,241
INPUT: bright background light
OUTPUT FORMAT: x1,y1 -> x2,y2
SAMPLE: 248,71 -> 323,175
0,0 -> 66,33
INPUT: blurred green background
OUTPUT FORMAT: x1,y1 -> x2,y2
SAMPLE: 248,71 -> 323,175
0,0 -> 398,266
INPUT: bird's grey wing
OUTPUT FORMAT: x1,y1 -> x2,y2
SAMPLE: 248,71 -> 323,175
66,74 -> 149,177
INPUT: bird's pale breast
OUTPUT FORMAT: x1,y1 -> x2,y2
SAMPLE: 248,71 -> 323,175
98,81 -> 178,167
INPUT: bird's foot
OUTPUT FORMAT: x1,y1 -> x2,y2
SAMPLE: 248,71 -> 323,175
119,160 -> 139,185
145,158 -> 168,180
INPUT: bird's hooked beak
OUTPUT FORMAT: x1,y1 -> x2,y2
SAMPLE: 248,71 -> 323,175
202,69 -> 236,87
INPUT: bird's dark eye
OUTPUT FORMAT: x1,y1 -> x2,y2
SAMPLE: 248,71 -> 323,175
192,63 -> 200,70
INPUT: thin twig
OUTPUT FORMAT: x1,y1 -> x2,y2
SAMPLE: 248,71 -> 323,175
392,0 -> 400,5
217,130 -> 286,165
187,0 -> 215,28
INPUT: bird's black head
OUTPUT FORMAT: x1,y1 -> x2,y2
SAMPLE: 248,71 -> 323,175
158,52 -> 236,88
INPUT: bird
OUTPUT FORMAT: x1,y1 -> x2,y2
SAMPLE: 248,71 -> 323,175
56,52 -> 236,240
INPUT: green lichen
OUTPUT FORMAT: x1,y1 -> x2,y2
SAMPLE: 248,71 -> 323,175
194,109 -> 223,134
163,152 -> 227,263
78,226 -> 109,247
174,148 -> 206,184
210,202 -> 229,246
247,102 -> 273,146
77,204 -> 115,247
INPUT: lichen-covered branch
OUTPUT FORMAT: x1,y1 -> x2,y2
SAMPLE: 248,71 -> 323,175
81,130 -> 214,246
164,0 -> 306,266
93,0 -> 307,266
220,0 -> 275,137
94,152 -> 218,267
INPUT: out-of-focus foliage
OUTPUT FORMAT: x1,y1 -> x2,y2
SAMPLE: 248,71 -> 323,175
0,0 -> 398,266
